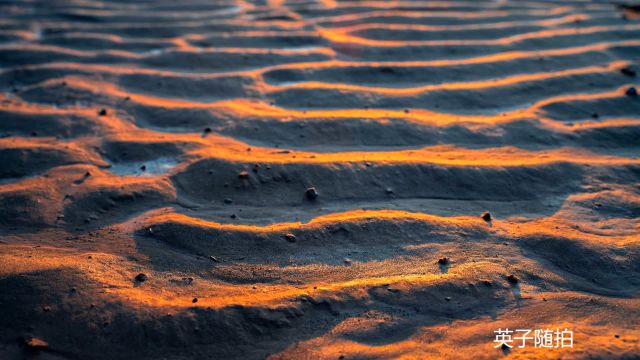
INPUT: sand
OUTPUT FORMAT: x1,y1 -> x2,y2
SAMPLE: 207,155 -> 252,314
0,0 -> 639,359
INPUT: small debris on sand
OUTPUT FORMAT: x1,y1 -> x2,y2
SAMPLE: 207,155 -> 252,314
140,165 -> 146,171
98,109 -> 107,116
135,273 -> 148,282
620,67 -> 636,77
192,297 -> 198,303
23,336 -> 48,350
209,256 -> 219,262
230,214 -> 237,219
203,127 -> 212,133
223,198 -> 233,204
385,187 -> 393,194
238,171 -> 249,179
506,274 -> 519,284
284,233 -> 297,243
481,211 -> 492,222
438,257 -> 449,265
42,306 -> 51,312
625,86 -> 637,97
591,112 -> 599,119
343,258 -> 352,265
306,187 -> 319,200
445,296 -> 451,301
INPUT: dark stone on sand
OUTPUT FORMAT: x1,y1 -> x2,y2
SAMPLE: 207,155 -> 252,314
224,198 -> 233,204
140,165 -> 146,171
625,87 -> 637,97
238,171 -> 249,179
306,187 -> 318,200
43,306 -> 51,312
209,256 -> 219,262
385,187 -> 393,194
135,273 -> 148,282
203,127 -> 212,133
506,274 -> 519,284
230,214 -> 237,219
591,112 -> 599,119
284,233 -> 297,243
192,297 -> 198,303
620,67 -> 636,77
438,257 -> 449,265
98,109 -> 107,116
23,336 -> 48,351
481,211 -> 492,221
253,164 -> 260,173
501,343 -> 510,351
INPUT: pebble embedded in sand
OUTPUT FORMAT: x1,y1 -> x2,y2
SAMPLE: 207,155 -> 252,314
284,233 -> 297,243
385,187 -> 393,194
98,109 -> 107,116
23,336 -> 48,350
192,297 -> 198,303
625,87 -> 637,97
305,187 -> 319,200
223,198 -> 233,204
238,171 -> 249,179
620,67 -> 636,77
203,127 -> 212,133
135,273 -> 148,282
481,211 -> 492,222
209,256 -> 219,262
506,275 -> 519,284
438,257 -> 449,265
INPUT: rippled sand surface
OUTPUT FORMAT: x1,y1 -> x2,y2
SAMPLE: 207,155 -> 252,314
0,0 -> 639,359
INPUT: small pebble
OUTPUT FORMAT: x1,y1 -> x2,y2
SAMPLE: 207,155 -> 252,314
223,198 -> 233,204
625,86 -> 637,97
305,187 -> 319,200
135,273 -> 148,282
506,274 -> 519,284
23,336 -> 48,350
284,233 -> 297,243
238,171 -> 249,179
209,256 -> 219,262
438,257 -> 449,265
98,109 -> 107,116
192,297 -> 198,303
620,67 -> 636,77
481,211 -> 492,221
203,127 -> 212,133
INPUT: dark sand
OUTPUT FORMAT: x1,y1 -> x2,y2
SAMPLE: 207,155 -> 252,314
0,0 -> 639,359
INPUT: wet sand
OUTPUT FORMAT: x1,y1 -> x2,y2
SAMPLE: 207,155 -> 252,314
0,0 -> 639,359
